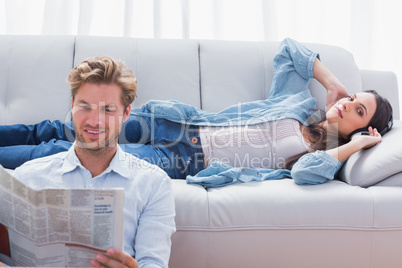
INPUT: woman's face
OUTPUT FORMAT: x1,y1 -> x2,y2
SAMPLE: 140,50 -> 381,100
326,92 -> 377,139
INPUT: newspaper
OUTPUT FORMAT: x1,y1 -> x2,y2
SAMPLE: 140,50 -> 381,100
0,166 -> 124,267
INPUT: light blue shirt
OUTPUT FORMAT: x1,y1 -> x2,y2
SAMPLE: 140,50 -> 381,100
132,38 -> 343,187
14,144 -> 176,268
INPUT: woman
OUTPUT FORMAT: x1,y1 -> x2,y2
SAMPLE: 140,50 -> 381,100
0,38 -> 393,185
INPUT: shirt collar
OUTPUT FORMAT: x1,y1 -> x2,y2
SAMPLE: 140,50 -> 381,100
106,145 -> 131,179
60,143 -> 83,174
61,143 -> 131,179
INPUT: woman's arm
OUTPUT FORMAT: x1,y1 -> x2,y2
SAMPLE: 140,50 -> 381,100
268,38 -> 319,99
291,127 -> 382,185
326,127 -> 382,162
269,38 -> 348,107
291,150 -> 341,185
313,58 -> 349,110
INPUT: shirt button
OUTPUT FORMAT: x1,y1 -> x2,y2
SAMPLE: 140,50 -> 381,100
191,137 -> 198,144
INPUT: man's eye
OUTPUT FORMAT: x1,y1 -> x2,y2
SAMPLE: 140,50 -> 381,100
79,104 -> 90,110
105,105 -> 117,112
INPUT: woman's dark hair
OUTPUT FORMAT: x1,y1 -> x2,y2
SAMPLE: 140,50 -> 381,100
284,89 -> 393,170
365,90 -> 393,136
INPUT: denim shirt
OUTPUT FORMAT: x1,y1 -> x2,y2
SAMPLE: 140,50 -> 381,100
133,38 -> 342,187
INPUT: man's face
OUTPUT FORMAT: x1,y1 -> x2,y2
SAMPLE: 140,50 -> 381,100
71,83 -> 130,152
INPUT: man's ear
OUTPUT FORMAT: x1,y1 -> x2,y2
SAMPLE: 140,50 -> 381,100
70,97 -> 75,119
123,104 -> 131,122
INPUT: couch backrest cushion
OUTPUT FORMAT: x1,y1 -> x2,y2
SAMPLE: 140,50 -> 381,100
0,35 -> 74,125
199,40 -> 363,112
0,36 -> 11,125
74,36 -> 201,110
0,36 -> 369,125
199,40 -> 271,112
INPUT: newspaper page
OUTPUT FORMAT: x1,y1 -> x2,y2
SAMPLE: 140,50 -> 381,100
0,166 -> 124,267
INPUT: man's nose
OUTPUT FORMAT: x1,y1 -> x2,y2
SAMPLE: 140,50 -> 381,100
87,109 -> 105,125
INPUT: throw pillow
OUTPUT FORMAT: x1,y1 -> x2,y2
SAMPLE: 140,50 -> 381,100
339,120 -> 402,187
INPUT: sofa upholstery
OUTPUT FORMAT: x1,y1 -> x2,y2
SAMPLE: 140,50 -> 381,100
1,35 -> 402,268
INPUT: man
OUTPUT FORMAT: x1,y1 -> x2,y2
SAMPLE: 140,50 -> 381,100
2,56 -> 176,268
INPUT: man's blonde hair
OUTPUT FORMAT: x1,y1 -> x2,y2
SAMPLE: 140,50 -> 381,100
67,56 -> 137,108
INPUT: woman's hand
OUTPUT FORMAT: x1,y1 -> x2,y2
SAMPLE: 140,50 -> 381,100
312,58 -> 349,110
325,82 -> 349,110
327,127 -> 381,162
351,126 -> 382,149
90,248 -> 138,268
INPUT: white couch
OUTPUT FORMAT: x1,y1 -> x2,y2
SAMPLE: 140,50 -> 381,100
1,35 -> 402,268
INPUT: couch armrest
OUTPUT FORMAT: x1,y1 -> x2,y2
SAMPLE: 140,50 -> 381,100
360,69 -> 400,120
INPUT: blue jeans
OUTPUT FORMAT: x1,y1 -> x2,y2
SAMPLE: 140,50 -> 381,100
120,113 -> 205,178
0,113 -> 205,179
0,120 -> 75,169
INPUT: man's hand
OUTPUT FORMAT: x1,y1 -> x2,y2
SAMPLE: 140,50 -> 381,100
90,248 -> 138,268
